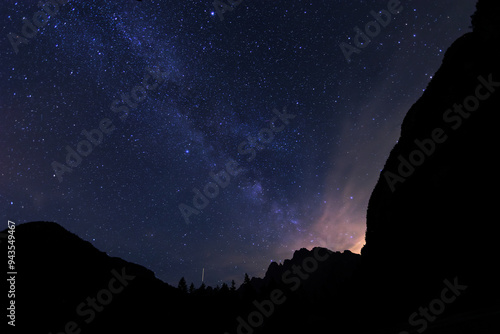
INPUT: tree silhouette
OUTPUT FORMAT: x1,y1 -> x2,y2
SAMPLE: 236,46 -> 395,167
189,282 -> 195,294
243,273 -> 251,285
230,279 -> 236,291
178,277 -> 188,294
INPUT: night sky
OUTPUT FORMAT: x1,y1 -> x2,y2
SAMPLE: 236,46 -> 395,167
1,0 -> 475,287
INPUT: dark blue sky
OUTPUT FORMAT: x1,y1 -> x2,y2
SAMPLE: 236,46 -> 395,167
1,0 -> 476,286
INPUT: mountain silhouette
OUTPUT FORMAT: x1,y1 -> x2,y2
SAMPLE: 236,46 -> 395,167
4,221 -> 361,333
4,221 -> 186,333
5,1 -> 500,333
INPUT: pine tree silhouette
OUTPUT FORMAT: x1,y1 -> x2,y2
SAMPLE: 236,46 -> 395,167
178,277 -> 188,294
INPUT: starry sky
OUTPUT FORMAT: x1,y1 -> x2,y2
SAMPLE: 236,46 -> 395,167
1,0 -> 476,287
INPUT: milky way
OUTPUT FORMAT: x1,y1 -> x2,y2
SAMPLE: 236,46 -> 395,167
1,0 -> 476,286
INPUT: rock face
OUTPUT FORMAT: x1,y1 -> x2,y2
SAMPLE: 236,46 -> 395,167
361,0 -> 500,327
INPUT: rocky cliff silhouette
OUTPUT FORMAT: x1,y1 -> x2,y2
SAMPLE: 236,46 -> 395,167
360,0 -> 500,331
4,1 -> 500,333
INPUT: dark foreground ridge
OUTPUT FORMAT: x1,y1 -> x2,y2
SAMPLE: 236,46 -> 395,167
5,1 -> 500,333
4,221 -> 362,333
